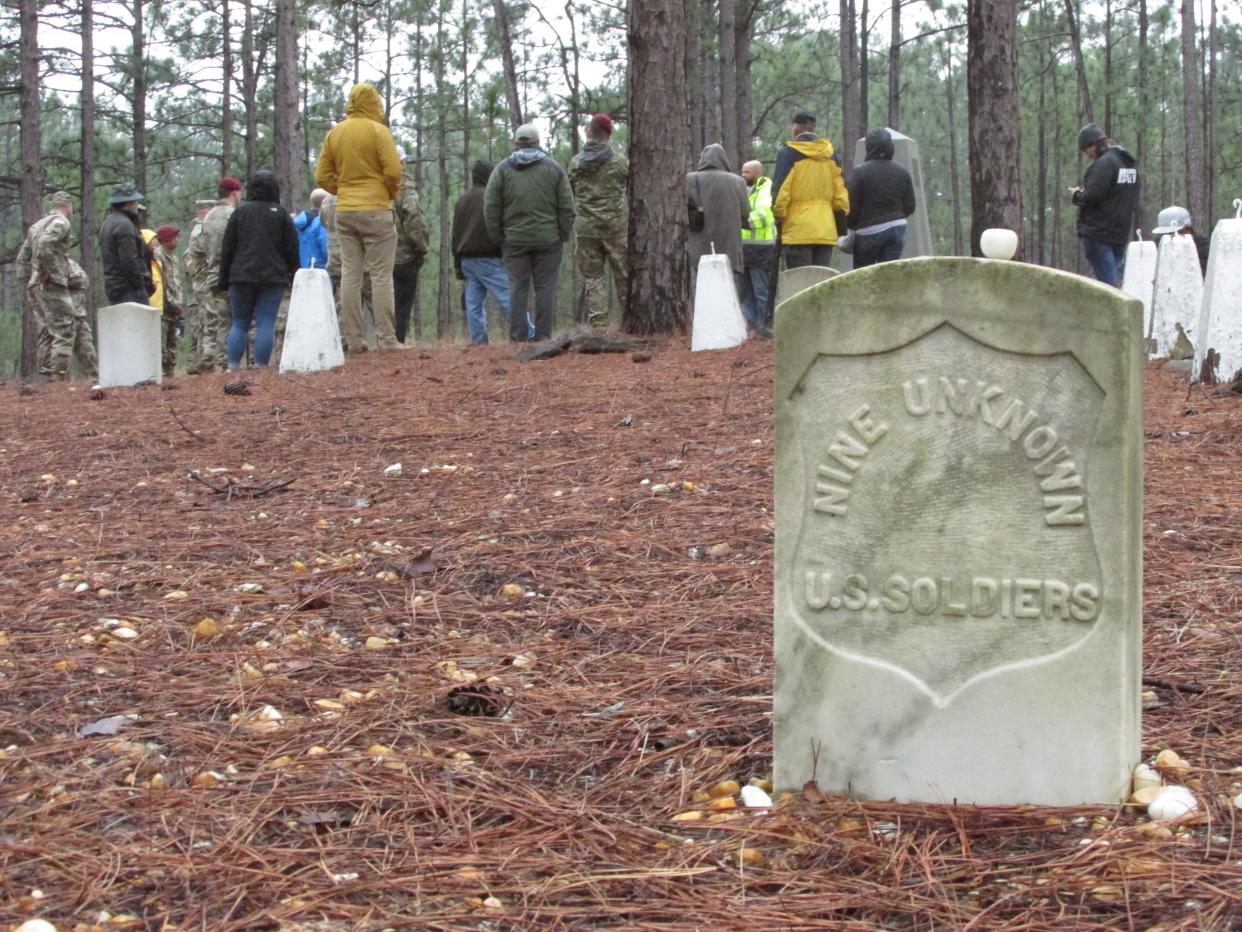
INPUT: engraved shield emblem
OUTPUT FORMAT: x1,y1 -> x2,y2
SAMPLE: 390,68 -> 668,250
788,323 -> 1106,703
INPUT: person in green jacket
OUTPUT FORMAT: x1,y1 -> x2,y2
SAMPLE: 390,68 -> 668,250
568,113 -> 627,326
740,160 -> 775,332
484,123 -> 576,341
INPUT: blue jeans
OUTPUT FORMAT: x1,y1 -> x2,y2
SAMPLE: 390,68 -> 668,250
740,243 -> 773,329
227,283 -> 285,368
1080,236 -> 1126,287
853,225 -> 907,268
462,257 -> 511,344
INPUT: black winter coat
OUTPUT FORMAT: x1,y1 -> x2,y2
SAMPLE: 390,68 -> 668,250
218,171 -> 300,289
1073,146 -> 1140,245
847,130 -> 916,231
98,208 -> 153,302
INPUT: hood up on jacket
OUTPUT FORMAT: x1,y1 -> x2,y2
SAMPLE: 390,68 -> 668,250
509,147 -> 548,169
864,128 -> 895,161
1107,146 -> 1138,168
472,160 -> 494,186
577,140 -> 614,164
346,83 -> 386,123
697,143 -> 733,173
787,137 -> 835,161
247,170 -> 281,203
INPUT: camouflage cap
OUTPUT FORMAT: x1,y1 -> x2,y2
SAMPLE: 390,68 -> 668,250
108,182 -> 144,205
50,190 -> 74,208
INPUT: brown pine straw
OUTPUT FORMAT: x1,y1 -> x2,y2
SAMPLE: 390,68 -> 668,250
0,347 -> 1239,929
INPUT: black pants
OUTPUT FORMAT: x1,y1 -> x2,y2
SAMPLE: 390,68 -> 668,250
783,244 -> 834,268
393,260 -> 421,343
503,244 -> 562,341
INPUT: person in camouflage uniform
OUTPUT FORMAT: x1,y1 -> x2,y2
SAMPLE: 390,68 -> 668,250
188,178 -> 242,371
153,225 -> 183,376
568,113 -> 628,326
182,199 -> 216,373
393,146 -> 429,343
17,192 -> 97,380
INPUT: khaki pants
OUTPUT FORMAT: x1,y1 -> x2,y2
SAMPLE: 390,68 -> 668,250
337,209 -> 398,351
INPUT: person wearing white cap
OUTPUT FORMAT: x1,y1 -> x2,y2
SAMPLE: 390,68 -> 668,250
1152,205 -> 1208,273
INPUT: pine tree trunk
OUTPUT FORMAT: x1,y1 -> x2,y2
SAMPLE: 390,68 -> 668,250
718,0 -> 739,168
1205,0 -> 1218,218
1102,0 -> 1113,133
684,3 -> 702,159
492,0 -> 523,130
698,0 -> 717,151
222,0 -> 233,174
241,0 -> 258,179
887,0 -> 900,129
131,0 -> 147,194
966,0 -> 1024,258
624,0 -> 690,335
1180,0 -> 1207,227
19,0 -> 41,378
1136,0 -> 1148,231
839,0 -> 860,176
941,43 -> 964,256
859,0 -> 870,130
1063,0 -> 1094,123
735,0 -> 754,163
81,0 -> 98,324
273,0 -> 303,209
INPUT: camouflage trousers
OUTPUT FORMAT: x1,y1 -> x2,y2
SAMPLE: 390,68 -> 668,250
576,233 -> 627,325
182,301 -> 203,373
194,286 -> 231,372
34,284 -> 97,381
162,312 -> 179,377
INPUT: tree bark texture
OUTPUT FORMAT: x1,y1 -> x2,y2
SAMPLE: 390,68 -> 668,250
859,0 -> 870,131
1136,0 -> 1148,230
624,0 -> 690,335
718,0 -> 740,168
240,0 -> 259,179
19,0 -> 42,378
966,0 -> 1023,258
1063,0 -> 1094,124
81,0 -> 98,324
131,0 -> 147,194
492,0 -> 524,130
941,43 -> 964,257
887,0 -> 900,130
273,0 -> 304,209
1179,0 -> 1207,227
734,0 -> 755,162
839,0 -> 860,177
222,0 -> 233,173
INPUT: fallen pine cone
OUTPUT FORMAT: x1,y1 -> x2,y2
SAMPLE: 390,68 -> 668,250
224,379 -> 252,396
444,684 -> 507,718
89,387 -> 106,400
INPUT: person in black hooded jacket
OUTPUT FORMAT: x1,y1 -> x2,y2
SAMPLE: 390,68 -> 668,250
1070,123 -> 1140,287
218,170 -> 300,368
846,128 -> 916,268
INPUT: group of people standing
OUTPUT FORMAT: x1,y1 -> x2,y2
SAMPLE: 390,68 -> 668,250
688,110 -> 917,336
18,94 -> 926,382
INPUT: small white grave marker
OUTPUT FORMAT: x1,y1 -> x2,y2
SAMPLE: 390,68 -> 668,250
279,269 -> 346,373
1121,239 -> 1158,342
691,254 -> 747,351
97,302 -> 161,387
1149,235 -> 1203,359
1193,211 -> 1242,383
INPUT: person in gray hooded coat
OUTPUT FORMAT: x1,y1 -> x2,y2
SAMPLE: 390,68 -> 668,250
686,144 -> 750,296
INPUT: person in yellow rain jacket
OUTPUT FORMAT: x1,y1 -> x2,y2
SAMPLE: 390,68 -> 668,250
771,110 -> 850,268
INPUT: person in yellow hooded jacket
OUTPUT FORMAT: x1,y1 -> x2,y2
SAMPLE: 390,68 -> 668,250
771,110 -> 850,268
315,83 -> 404,353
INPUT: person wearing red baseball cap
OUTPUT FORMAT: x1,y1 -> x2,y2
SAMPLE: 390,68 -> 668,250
187,178 -> 243,370
568,113 -> 628,326
152,224 -> 184,376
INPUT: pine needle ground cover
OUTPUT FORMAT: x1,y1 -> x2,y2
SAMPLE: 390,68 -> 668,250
0,347 -> 1238,929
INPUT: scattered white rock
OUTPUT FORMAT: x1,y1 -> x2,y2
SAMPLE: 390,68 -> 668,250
739,784 -> 773,808
1132,762 -> 1162,792
16,920 -> 59,932
1147,784 -> 1198,821
1232,792 -> 1242,812
384,463 -> 403,477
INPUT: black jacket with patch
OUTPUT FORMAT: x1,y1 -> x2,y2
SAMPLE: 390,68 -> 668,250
1073,146 -> 1140,245
218,171 -> 300,289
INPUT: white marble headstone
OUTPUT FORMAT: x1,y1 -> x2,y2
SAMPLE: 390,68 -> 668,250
1193,218 -> 1242,383
1121,241 -> 1157,340
774,258 -> 1143,805
97,302 -> 162,387
280,269 -> 346,373
1150,235 -> 1203,359
691,254 -> 748,351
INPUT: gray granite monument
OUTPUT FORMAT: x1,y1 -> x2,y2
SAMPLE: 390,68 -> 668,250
775,265 -> 839,308
774,258 -> 1143,805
